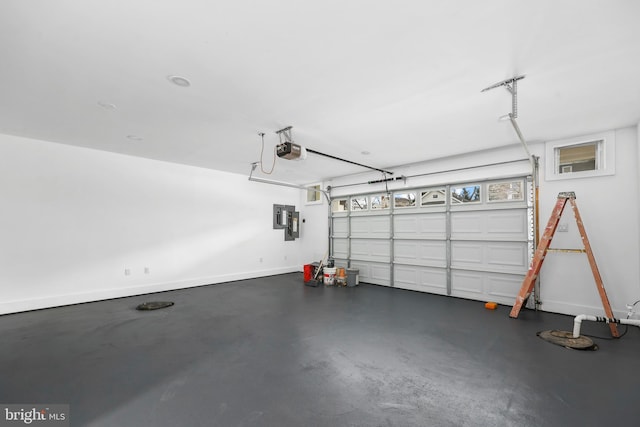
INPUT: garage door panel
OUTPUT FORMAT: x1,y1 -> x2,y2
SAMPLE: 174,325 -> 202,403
451,209 -> 528,241
351,216 -> 390,238
333,258 -> 349,270
450,243 -> 483,265
394,214 -> 446,239
451,241 -> 527,274
451,270 -> 483,296
332,217 -> 349,237
351,239 -> 390,262
487,244 -> 528,269
394,240 -> 446,267
487,210 -> 528,236
332,238 -> 348,259
351,261 -> 391,286
451,270 -> 522,305
486,273 -> 523,300
394,265 -> 447,294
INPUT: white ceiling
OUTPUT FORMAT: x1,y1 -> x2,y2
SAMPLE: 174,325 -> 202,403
1,0 -> 639,184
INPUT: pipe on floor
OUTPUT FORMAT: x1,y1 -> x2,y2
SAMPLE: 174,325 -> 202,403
573,314 -> 640,338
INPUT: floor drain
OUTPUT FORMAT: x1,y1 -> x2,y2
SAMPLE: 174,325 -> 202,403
537,330 -> 598,350
136,301 -> 174,311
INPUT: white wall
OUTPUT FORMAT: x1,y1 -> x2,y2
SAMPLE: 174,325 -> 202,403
0,134 -> 304,315
3,124 -> 637,317
298,187 -> 330,265
535,126 -> 639,317
327,125 -> 640,317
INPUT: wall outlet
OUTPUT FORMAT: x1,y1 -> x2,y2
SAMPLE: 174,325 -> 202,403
558,223 -> 569,232
259,257 -> 263,263
144,267 -> 150,274
124,268 -> 131,276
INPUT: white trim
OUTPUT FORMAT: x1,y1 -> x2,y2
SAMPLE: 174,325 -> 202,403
0,267 -> 298,315
545,131 -> 616,181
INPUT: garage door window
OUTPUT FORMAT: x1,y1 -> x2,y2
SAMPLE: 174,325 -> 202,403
371,194 -> 390,210
488,180 -> 524,202
451,185 -> 480,204
421,188 -> 446,206
331,198 -> 348,212
351,196 -> 368,211
394,192 -> 416,208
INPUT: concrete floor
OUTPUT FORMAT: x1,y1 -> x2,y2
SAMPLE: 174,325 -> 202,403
2,273 -> 640,427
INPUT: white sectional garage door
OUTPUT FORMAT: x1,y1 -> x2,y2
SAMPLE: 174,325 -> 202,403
331,178 -> 533,305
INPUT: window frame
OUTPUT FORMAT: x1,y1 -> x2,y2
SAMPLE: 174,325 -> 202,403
305,183 -> 323,205
545,131 -> 615,181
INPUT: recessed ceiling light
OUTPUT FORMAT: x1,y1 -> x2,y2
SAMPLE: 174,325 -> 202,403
361,151 -> 370,155
126,135 -> 143,141
167,75 -> 191,87
97,101 -> 117,110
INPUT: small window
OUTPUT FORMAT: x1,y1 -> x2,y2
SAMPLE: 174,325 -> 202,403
451,185 -> 480,204
556,141 -> 599,174
488,181 -> 524,202
351,197 -> 368,211
394,192 -> 416,208
306,183 -> 322,204
371,194 -> 390,210
545,131 -> 615,181
421,188 -> 446,206
331,199 -> 348,212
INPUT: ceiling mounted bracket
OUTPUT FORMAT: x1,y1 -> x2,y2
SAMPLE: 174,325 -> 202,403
481,75 -> 526,119
275,126 -> 293,144
481,75 -> 534,165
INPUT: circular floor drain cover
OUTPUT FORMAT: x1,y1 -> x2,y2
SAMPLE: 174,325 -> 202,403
136,301 -> 174,311
537,330 -> 597,350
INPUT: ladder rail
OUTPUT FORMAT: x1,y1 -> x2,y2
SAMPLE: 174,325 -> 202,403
569,198 -> 619,337
510,193 -> 619,338
509,196 -> 567,318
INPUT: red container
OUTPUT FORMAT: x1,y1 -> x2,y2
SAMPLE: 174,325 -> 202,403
303,264 -> 313,282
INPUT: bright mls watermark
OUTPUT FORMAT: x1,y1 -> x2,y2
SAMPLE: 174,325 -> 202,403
0,405 -> 69,427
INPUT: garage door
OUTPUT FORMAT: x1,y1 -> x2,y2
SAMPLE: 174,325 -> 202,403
331,177 -> 533,305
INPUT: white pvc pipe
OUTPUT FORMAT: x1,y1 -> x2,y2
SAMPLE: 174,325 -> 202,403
573,314 -> 640,338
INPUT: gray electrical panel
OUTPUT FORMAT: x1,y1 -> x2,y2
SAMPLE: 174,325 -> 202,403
273,204 -> 299,241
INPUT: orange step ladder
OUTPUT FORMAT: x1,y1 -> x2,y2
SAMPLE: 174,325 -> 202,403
510,192 -> 619,337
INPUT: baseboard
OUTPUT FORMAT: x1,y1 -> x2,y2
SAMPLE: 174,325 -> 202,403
0,266 -> 299,316
538,299 -> 628,319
